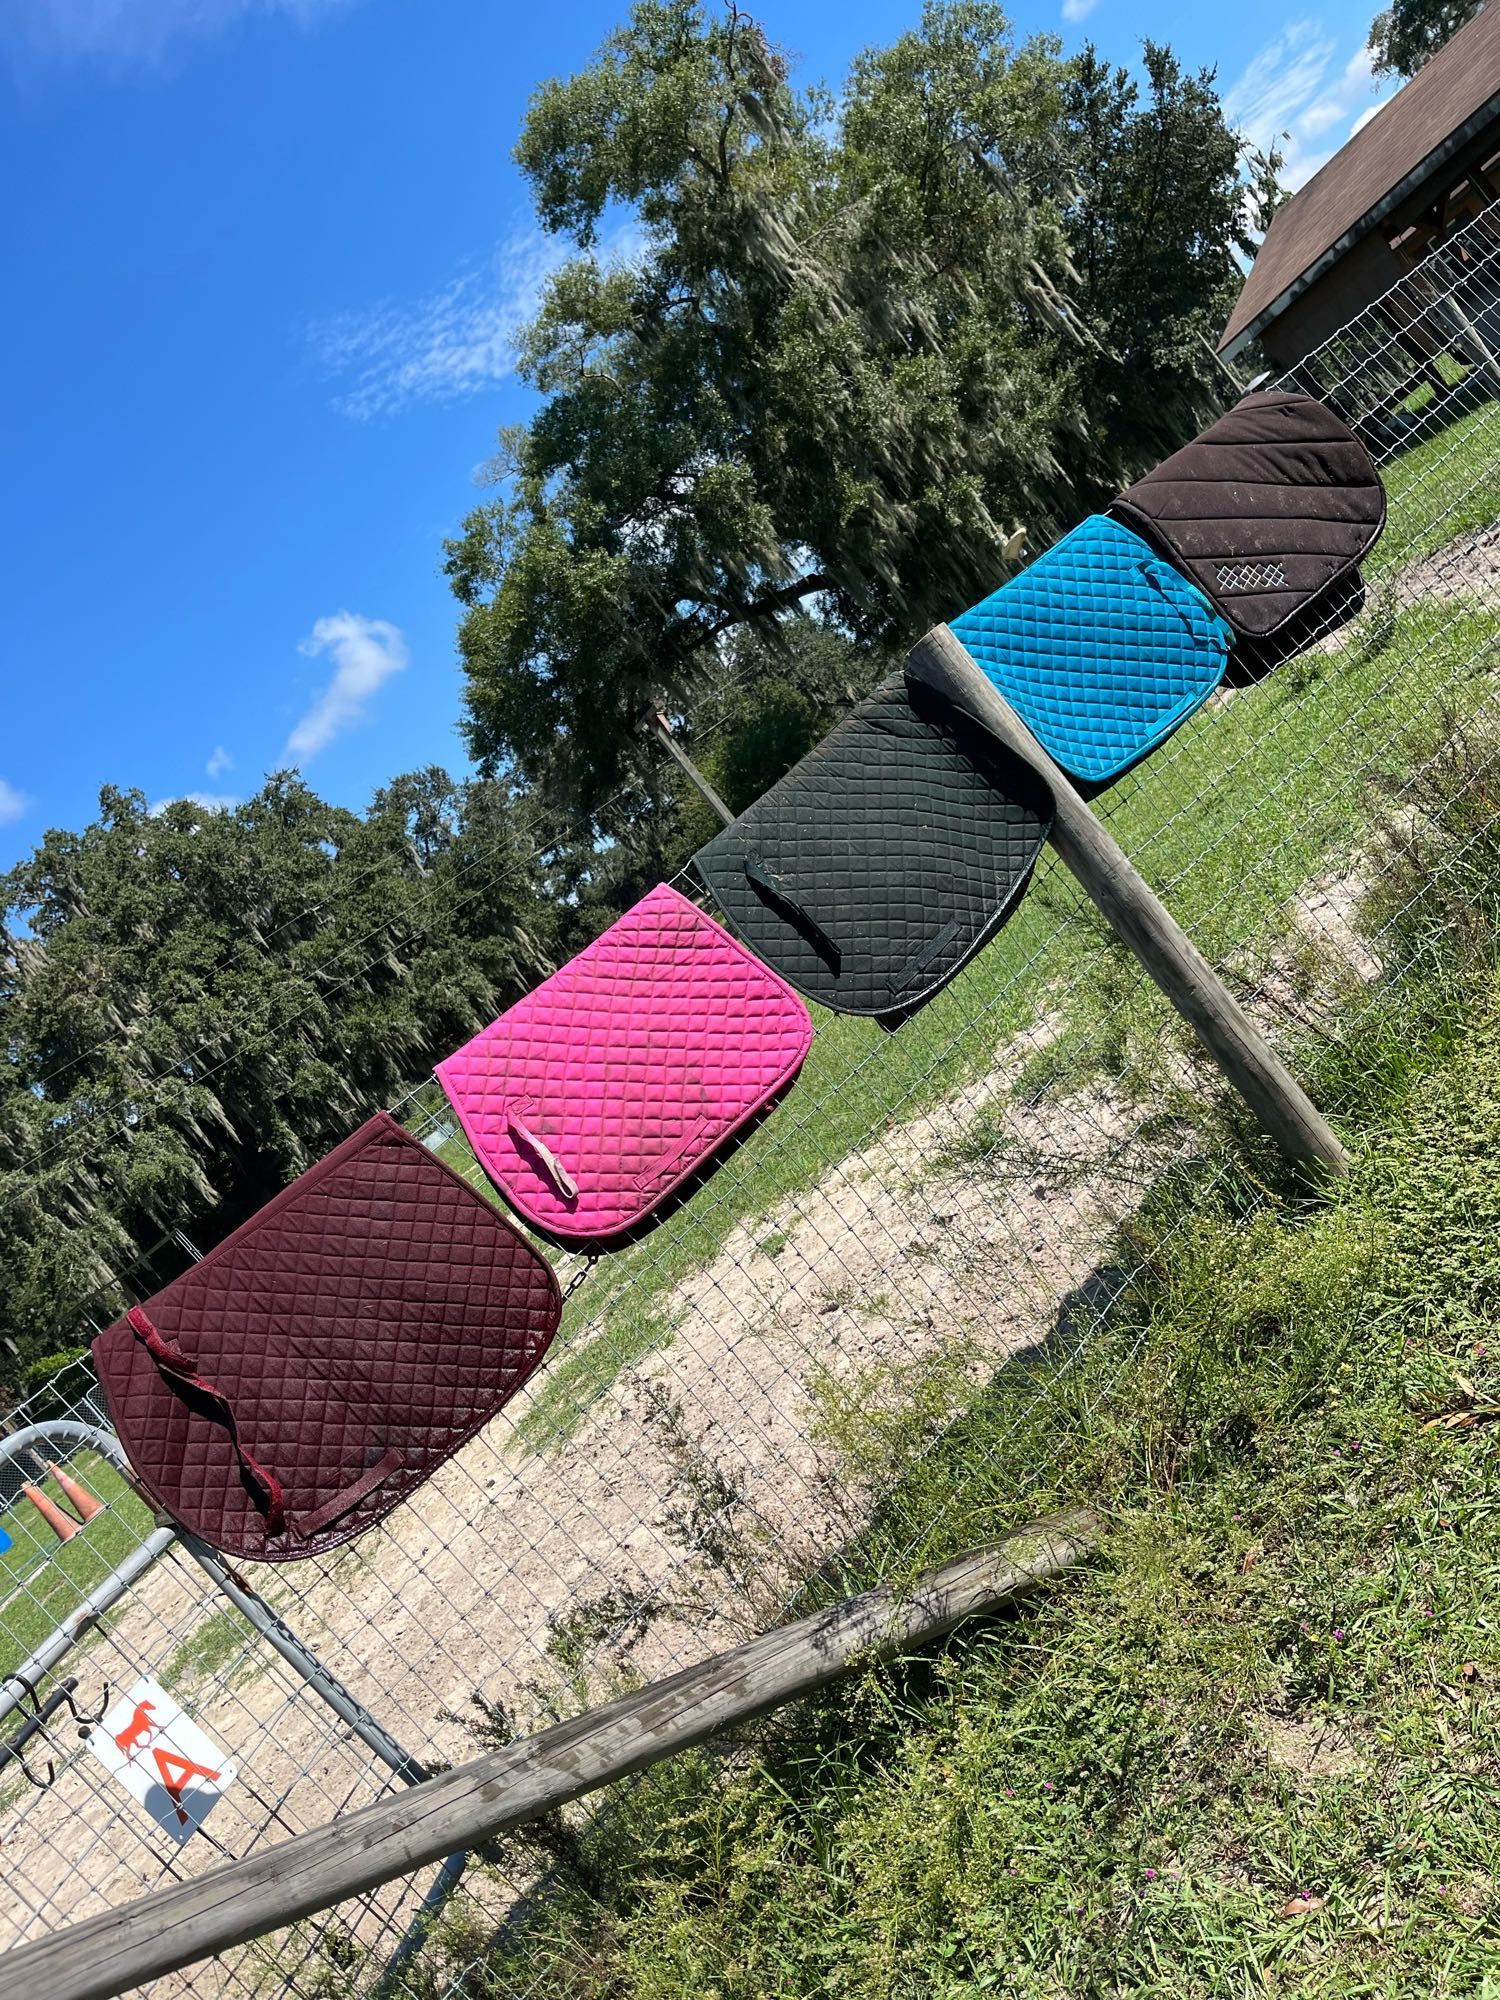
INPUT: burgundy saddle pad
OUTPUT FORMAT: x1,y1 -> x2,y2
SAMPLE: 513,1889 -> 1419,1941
436,882 -> 814,1246
93,1113 -> 561,1561
1110,392 -> 1385,641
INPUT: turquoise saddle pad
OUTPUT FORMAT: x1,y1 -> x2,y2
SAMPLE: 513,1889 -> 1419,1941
949,515 -> 1233,785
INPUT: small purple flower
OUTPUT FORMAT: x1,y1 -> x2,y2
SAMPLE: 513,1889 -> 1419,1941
1145,1868 -> 1157,1880
1332,1447 -> 1341,1456
1333,1628 -> 1345,1640
1042,1780 -> 1054,1790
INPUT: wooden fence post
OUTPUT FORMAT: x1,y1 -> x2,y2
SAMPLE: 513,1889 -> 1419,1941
906,626 -> 1350,1178
647,707 -> 734,825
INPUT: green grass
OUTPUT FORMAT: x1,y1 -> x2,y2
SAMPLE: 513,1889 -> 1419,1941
1372,392 -> 1500,575
0,1454 -> 155,1684
160,1600 -> 258,1692
403,754 -> 1500,2000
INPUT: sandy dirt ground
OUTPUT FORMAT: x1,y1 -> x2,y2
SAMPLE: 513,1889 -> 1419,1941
1389,518 -> 1500,610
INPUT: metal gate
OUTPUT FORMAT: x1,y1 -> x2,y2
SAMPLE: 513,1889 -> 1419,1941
0,1362 -> 466,1998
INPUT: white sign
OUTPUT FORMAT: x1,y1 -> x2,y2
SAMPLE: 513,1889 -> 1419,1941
87,1676 -> 237,1844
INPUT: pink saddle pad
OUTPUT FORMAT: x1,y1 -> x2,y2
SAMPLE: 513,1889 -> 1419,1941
436,882 -> 814,1245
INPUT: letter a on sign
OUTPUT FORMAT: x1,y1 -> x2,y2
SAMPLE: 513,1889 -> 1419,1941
88,1675 -> 237,1843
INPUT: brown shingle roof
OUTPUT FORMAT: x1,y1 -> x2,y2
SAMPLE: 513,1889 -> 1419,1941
1219,5 -> 1500,353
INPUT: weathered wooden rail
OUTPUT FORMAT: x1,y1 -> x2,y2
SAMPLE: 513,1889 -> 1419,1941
2,1510 -> 1102,2000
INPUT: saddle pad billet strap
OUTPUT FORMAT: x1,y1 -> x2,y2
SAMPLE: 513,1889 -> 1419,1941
633,1114 -> 715,1192
125,1306 -> 287,1536
743,852 -> 842,968
290,1447 -> 402,1540
888,916 -> 965,998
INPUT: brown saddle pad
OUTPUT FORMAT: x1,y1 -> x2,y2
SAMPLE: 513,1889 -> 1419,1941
93,1112 -> 561,1561
1110,392 -> 1385,640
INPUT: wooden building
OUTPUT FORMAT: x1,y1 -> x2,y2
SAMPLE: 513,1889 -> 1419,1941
1219,5 -> 1500,372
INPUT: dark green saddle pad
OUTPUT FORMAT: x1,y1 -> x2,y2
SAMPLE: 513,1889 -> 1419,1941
691,673 -> 1053,1019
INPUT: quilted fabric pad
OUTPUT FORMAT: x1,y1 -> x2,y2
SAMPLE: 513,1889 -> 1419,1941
435,882 -> 814,1246
948,514 -> 1233,785
1110,391 -> 1385,640
690,674 -> 1054,1017
92,1113 -> 561,1562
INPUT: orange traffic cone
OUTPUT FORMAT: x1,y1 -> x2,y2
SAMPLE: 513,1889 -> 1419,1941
27,1450 -> 80,1522
45,1461 -> 103,1525
21,1482 -> 78,1543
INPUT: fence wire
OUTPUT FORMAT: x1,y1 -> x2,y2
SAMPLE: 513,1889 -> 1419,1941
2,202 -> 1500,1998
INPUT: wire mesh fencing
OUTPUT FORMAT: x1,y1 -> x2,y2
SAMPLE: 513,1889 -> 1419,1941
2,202 -> 1500,1997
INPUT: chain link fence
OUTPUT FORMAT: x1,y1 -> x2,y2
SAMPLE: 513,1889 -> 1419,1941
2,202 -> 1499,1996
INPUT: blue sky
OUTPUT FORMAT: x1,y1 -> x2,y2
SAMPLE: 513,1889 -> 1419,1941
0,0 -> 1396,870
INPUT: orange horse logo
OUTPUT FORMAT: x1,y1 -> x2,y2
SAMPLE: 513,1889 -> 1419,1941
113,1700 -> 157,1760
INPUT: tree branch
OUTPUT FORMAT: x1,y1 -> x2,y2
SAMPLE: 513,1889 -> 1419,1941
691,572 -> 831,648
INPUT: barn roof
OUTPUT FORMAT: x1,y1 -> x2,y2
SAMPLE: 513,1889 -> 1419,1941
1220,6 -> 1500,354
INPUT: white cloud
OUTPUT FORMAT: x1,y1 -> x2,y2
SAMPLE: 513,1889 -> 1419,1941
151,791 -> 239,815
1224,23 -> 1400,193
285,611 -> 408,762
206,745 -> 234,779
1061,0 -> 1100,19
1224,20 -> 1338,155
311,223 -> 644,421
0,779 -> 29,826
310,234 -> 568,421
2,0 -> 348,72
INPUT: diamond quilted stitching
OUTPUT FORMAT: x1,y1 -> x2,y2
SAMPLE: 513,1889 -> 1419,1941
1110,392 -> 1384,640
434,883 -> 813,1245
691,674 -> 1053,1017
92,1113 -> 562,1563
949,514 -> 1232,785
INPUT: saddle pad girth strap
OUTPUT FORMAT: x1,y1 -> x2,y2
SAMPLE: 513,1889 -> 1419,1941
507,1111 -> 580,1201
125,1306 -> 288,1536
